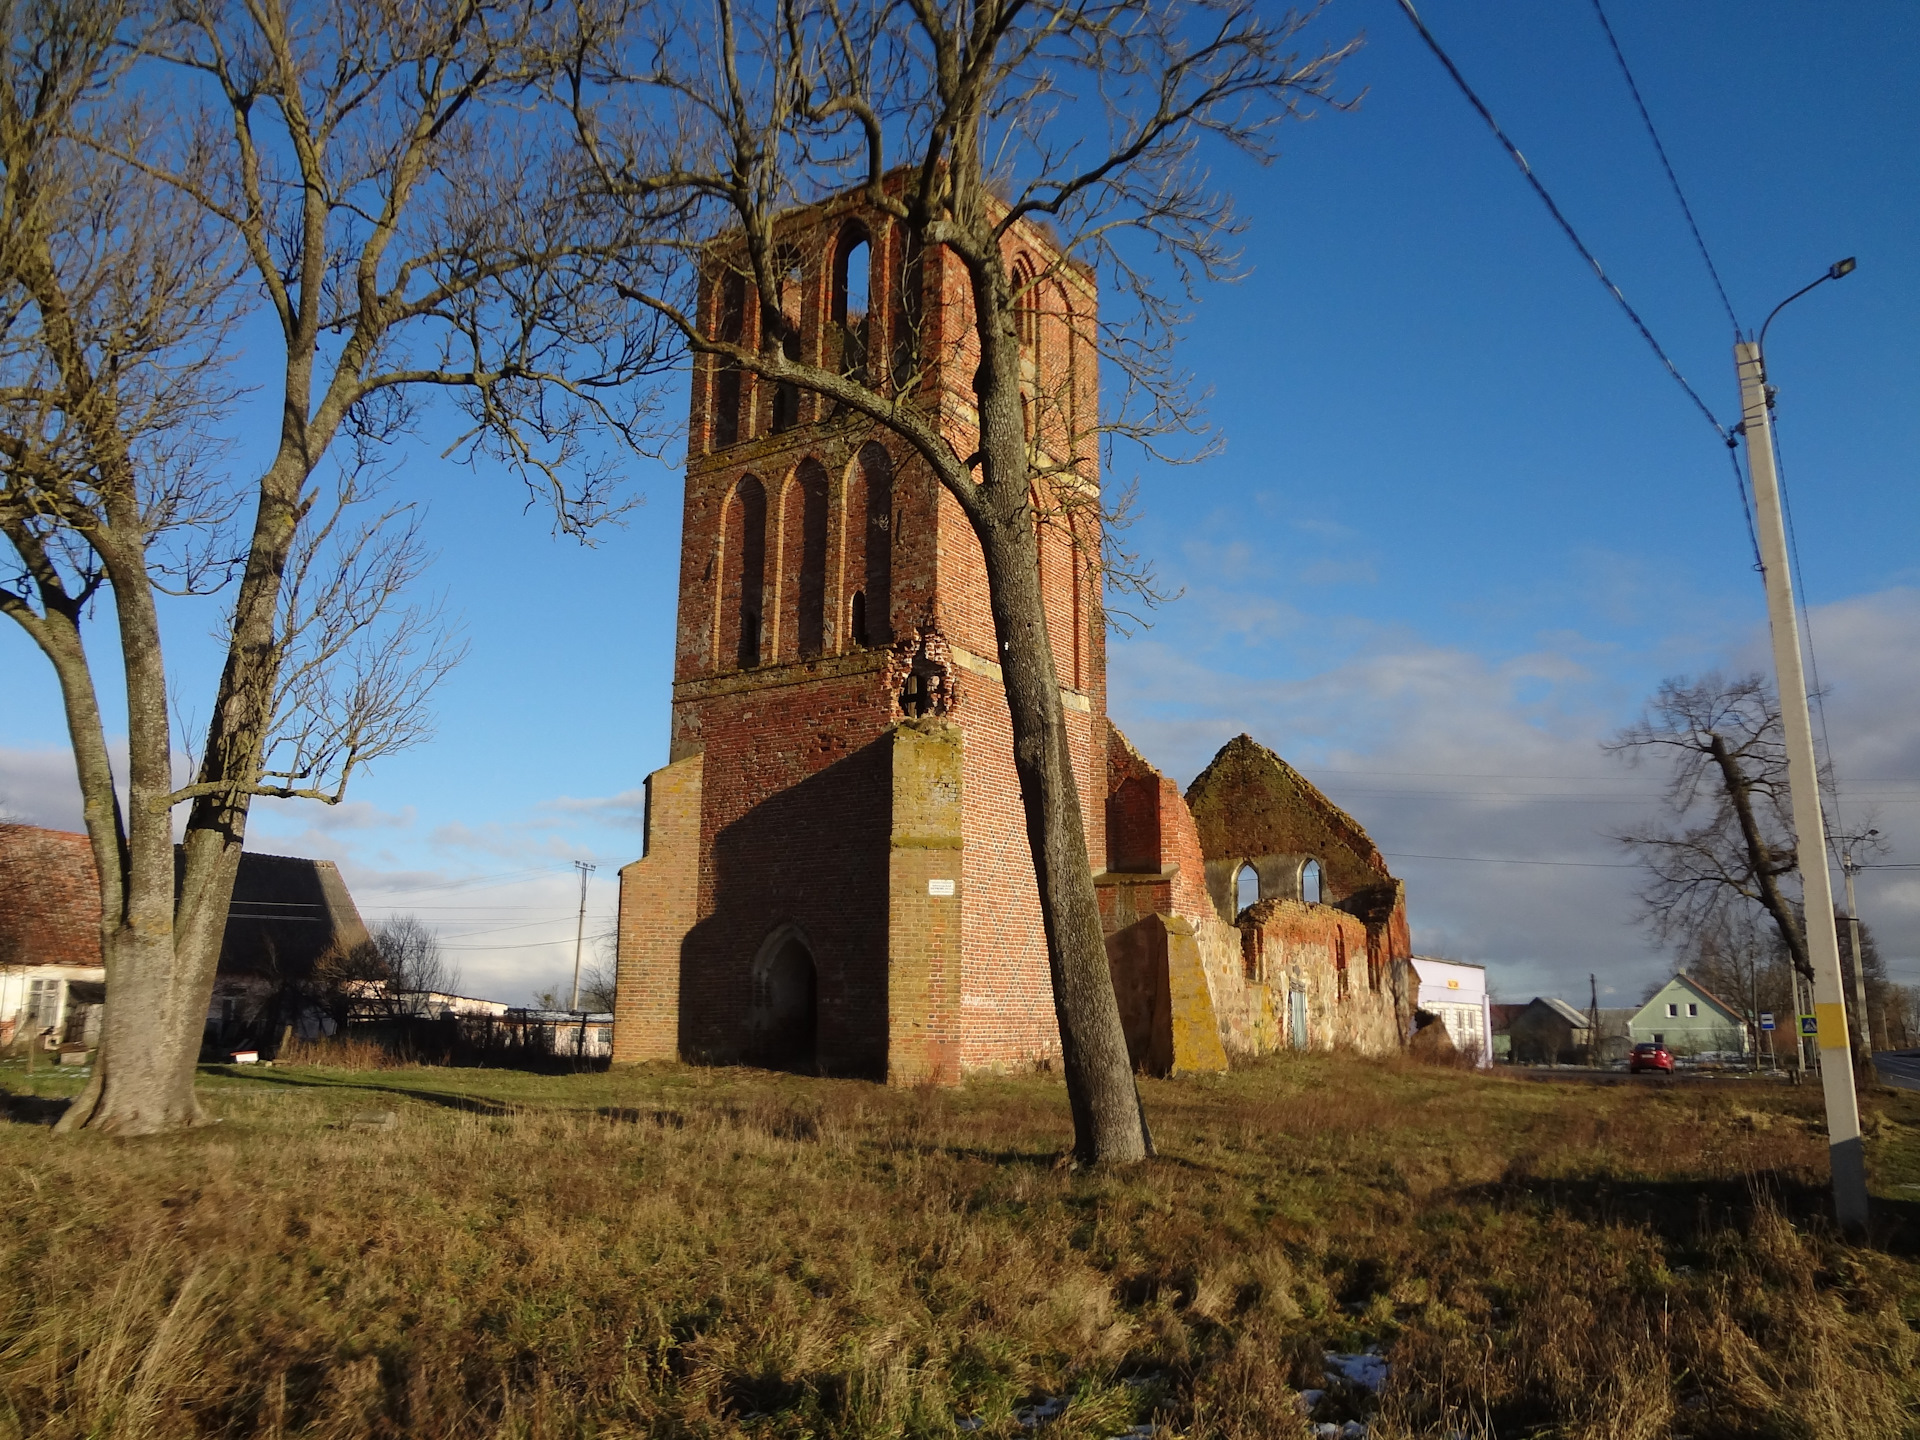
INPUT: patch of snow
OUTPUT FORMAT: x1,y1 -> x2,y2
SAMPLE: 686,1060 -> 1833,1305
1014,1397 -> 1069,1427
1323,1350 -> 1389,1392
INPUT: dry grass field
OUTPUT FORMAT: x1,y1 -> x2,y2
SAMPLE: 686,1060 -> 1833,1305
3,1052 -> 1919,1440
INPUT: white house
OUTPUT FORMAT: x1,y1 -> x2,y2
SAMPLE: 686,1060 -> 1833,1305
1410,957 -> 1494,1067
0,965 -> 105,1048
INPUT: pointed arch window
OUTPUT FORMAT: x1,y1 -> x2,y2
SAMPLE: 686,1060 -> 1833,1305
780,459 -> 829,660
1012,257 -> 1040,354
846,443 -> 893,647
891,230 -> 924,394
1235,862 -> 1259,914
712,269 -> 747,449
725,474 -> 768,668
771,251 -> 804,433
832,223 -> 872,387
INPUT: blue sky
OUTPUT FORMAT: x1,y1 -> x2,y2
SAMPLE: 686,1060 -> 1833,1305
4,0 -> 1917,1008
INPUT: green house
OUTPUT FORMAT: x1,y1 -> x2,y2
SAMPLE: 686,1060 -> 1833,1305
1627,974 -> 1748,1057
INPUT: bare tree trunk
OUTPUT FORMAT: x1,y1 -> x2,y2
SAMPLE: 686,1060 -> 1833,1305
1709,733 -> 1810,983
976,498 -> 1146,1165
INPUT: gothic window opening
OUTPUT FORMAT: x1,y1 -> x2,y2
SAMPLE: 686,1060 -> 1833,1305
772,253 -> 804,433
782,459 -> 829,659
1013,259 -> 1040,446
854,443 -> 892,645
1301,858 -> 1322,905
1335,929 -> 1350,1001
833,224 -> 871,386
850,589 -> 868,647
892,231 -> 923,393
1235,861 -> 1259,915
727,474 -> 768,669
1012,257 -> 1040,354
713,269 -> 747,448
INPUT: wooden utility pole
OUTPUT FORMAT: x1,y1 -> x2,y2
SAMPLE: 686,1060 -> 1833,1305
1588,973 -> 1601,1068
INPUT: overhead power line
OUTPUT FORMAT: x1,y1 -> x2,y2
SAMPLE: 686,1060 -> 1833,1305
1384,851 -> 1637,869
1586,0 -> 1741,336
1390,0 -> 1728,439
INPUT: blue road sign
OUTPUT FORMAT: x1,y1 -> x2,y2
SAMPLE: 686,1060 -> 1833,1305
1759,1013 -> 1776,1032
1800,1014 -> 1819,1036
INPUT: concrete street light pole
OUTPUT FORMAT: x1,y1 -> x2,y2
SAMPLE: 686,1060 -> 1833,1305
1734,257 -> 1867,1228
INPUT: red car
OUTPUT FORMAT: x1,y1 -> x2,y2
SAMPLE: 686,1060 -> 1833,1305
1629,1042 -> 1674,1074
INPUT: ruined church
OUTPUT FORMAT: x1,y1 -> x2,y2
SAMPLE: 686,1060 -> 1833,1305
612,184 -> 1414,1080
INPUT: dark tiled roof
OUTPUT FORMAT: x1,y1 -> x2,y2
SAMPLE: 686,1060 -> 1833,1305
0,826 -> 370,981
218,850 -> 373,980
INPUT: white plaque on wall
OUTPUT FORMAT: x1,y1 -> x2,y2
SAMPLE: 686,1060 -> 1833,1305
927,878 -> 956,897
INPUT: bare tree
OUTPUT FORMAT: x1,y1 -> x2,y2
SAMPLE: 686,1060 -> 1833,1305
563,0 -> 1354,1165
577,955 -> 618,1014
309,914 -> 458,1024
1607,673 -> 1818,990
2,0 -> 668,1134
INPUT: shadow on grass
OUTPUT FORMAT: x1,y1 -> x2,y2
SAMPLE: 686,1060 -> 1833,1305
1,1092 -> 70,1126
209,1065 -> 524,1117
1456,1165 -> 1920,1255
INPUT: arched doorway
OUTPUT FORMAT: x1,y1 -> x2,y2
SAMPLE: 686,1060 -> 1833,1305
752,927 -> 818,1070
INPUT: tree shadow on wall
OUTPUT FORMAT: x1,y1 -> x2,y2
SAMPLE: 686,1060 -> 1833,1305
681,733 -> 894,1079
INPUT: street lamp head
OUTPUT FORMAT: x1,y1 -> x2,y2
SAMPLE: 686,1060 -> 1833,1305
1759,257 -> 1858,349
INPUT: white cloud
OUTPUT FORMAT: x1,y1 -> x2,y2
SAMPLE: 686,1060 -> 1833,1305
0,747 -> 84,829
1110,584 -> 1920,1001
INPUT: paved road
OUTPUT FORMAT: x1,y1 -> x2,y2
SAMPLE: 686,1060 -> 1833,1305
1874,1050 -> 1920,1091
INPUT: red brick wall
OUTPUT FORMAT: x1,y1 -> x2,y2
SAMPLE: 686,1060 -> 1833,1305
613,756 -> 701,1063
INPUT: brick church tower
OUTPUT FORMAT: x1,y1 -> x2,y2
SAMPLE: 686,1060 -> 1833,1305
612,183 -> 1107,1083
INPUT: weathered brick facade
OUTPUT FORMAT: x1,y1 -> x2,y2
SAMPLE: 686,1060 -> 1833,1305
612,179 -> 1412,1080
613,179 -> 1105,1079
